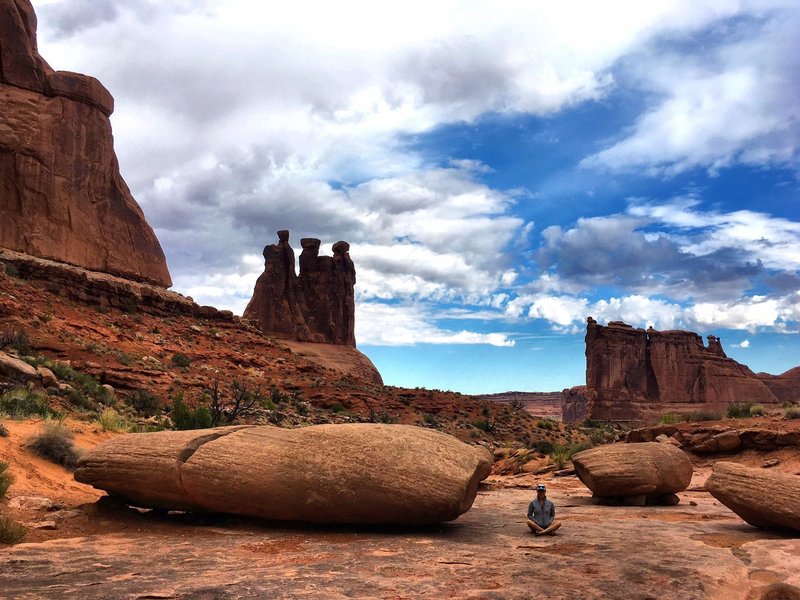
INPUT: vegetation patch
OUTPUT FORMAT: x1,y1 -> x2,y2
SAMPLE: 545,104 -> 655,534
0,515 -> 26,545
98,408 -> 127,432
0,388 -> 53,419
0,461 -> 13,500
126,389 -> 160,417
27,420 -> 81,470
784,406 -> 800,420
550,440 -> 593,469
727,403 -> 754,419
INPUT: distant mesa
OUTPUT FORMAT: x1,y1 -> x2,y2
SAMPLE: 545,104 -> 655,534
0,0 -> 172,287
244,230 -> 356,346
562,317 -> 800,423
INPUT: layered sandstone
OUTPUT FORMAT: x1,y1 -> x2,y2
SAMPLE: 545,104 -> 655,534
75,424 -> 492,525
244,231 -> 356,346
562,318 -> 798,422
0,0 -> 171,286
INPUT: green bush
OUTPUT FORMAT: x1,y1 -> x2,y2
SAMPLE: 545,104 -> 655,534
784,406 -> 800,420
171,353 -> 191,368
684,410 -> 722,422
0,515 -> 26,545
98,408 -> 127,432
127,390 -> 160,417
0,328 -> 30,354
473,418 -> 495,433
658,412 -> 680,425
532,440 -> 555,455
549,440 -> 593,469
749,404 -> 766,417
0,388 -> 52,419
0,423 -> 8,437
0,461 -> 13,500
537,418 -> 557,430
727,403 -> 753,419
27,420 -> 81,470
170,393 -> 212,430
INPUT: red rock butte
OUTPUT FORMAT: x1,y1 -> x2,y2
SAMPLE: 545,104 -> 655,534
563,317 -> 800,423
244,230 -> 356,346
0,0 -> 172,287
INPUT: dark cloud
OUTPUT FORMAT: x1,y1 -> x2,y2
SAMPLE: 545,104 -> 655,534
536,216 -> 764,300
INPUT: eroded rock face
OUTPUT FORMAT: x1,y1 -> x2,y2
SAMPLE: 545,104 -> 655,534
562,318 -> 797,422
705,461 -> 800,532
572,442 -> 692,502
74,424 -> 492,525
244,231 -> 356,346
0,0 -> 172,287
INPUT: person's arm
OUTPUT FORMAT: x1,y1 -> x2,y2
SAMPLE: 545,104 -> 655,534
549,501 -> 556,520
527,501 -> 534,520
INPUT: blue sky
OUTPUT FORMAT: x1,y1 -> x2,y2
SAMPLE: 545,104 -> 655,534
34,1 -> 800,393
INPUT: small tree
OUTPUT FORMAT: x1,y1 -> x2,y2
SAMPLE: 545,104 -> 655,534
206,379 -> 264,426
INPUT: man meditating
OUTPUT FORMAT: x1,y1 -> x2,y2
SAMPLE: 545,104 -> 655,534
526,483 -> 561,535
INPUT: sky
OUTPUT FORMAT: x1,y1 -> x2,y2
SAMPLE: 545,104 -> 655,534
33,0 -> 800,394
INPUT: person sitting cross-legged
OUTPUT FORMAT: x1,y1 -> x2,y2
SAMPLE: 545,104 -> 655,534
526,483 -> 561,535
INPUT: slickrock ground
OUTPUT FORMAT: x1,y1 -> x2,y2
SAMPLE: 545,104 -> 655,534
2,419 -> 799,599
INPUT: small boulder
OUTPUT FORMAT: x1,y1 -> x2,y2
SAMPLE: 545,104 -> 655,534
8,495 -> 55,511
705,461 -> 800,532
655,434 -> 681,447
36,366 -> 58,388
0,352 -> 37,380
712,430 -> 741,453
572,442 -> 693,501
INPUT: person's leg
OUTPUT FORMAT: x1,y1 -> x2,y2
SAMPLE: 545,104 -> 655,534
526,519 -> 545,534
540,521 -> 562,535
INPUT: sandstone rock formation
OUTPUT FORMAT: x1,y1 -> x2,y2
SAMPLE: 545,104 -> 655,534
74,424 -> 492,525
572,442 -> 692,504
244,231 -> 356,346
562,318 -> 799,422
705,461 -> 800,532
0,0 -> 171,286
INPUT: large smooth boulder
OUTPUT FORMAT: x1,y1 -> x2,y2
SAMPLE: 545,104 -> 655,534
74,424 -> 492,525
705,461 -> 800,532
572,442 -> 692,501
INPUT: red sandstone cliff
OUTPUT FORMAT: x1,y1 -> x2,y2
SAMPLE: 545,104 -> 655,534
562,318 -> 800,422
0,0 -> 172,287
244,231 -> 356,346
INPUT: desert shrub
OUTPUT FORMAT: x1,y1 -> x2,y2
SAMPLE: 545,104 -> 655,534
727,403 -> 753,419
331,403 -> 346,413
509,398 -> 525,411
171,353 -> 191,368
27,420 -> 81,470
0,461 -> 13,500
684,410 -> 722,422
784,406 -> 800,420
0,423 -> 8,437
549,440 -> 593,469
369,409 -> 396,424
270,386 -> 287,405
0,388 -> 52,419
537,418 -> 557,430
749,404 -> 766,417
659,412 -> 680,425
170,393 -> 212,430
98,408 -> 126,432
0,328 -> 30,354
532,439 -> 555,455
0,515 -> 26,545
126,390 -> 160,417
66,388 -> 98,412
473,418 -> 495,433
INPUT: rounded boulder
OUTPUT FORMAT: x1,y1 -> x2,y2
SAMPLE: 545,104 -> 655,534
572,442 -> 693,499
705,461 -> 800,532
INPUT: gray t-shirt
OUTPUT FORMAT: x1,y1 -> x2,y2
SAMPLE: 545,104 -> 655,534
527,498 -> 555,527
